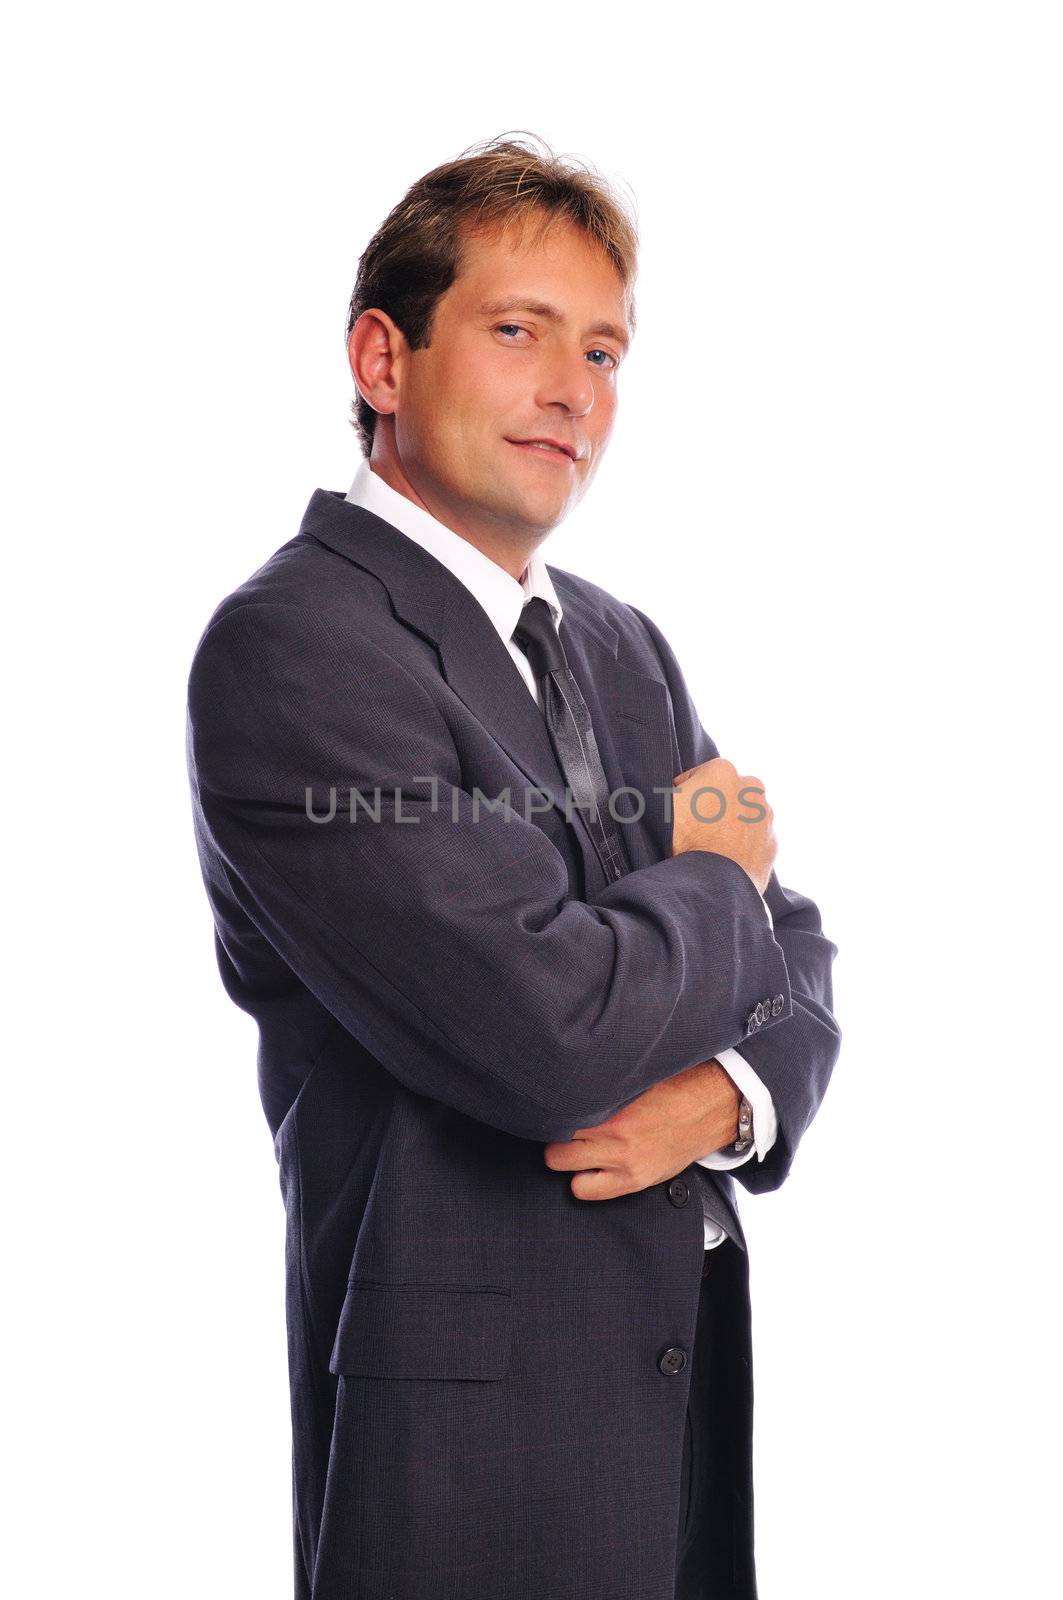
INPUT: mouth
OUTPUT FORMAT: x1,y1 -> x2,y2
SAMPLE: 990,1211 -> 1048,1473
505,436 -> 580,463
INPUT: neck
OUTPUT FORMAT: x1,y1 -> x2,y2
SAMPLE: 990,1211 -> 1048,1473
367,439 -> 539,584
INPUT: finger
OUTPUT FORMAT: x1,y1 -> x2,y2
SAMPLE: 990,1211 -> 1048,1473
570,1168 -> 633,1202
543,1138 -> 605,1172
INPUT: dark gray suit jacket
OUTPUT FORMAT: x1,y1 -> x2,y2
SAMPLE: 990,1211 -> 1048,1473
185,488 -> 840,1600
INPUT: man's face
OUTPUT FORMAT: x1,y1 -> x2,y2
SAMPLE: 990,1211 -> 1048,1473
388,215 -> 631,550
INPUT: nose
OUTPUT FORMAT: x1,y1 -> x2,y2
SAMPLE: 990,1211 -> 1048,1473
534,346 -> 596,418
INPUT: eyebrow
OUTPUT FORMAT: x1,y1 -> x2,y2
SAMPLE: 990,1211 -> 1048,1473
475,297 -> 631,353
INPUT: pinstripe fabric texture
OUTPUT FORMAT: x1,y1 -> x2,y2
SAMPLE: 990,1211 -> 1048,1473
185,489 -> 841,1599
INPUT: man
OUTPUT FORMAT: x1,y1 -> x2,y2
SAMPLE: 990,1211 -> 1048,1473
186,135 -> 840,1600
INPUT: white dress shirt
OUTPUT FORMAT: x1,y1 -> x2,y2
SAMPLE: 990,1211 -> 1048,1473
345,459 -> 778,1248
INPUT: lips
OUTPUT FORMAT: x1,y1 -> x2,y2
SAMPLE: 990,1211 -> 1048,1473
506,437 -> 578,461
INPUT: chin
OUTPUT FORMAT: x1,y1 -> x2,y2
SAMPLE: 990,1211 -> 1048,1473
517,475 -> 574,516
515,495 -> 569,533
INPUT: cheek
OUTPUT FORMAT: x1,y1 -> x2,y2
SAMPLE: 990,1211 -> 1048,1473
470,367 -> 520,432
410,370 -> 477,464
589,385 -> 618,445
437,357 -> 506,435
595,378 -> 619,421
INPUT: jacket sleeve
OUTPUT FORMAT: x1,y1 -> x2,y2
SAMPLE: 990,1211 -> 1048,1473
627,603 -> 842,1190
186,600 -> 794,1145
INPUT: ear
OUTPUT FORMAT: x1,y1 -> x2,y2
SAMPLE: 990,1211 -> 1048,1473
347,309 -> 407,420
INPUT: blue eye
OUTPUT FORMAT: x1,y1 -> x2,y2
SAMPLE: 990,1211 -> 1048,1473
494,324 -> 619,369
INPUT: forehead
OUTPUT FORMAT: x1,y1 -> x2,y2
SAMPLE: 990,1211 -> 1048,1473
444,214 -> 631,326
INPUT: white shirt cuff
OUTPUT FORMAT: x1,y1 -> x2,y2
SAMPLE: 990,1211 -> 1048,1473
693,1046 -> 778,1168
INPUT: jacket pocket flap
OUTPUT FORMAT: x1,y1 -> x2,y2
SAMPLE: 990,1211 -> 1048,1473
329,1281 -> 513,1380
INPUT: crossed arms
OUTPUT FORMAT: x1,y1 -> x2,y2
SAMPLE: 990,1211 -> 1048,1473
187,598 -> 839,1184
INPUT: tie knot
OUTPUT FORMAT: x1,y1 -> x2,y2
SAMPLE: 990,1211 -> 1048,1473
513,596 -> 567,678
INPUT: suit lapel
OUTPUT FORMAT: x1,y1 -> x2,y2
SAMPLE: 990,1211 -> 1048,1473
298,491 -> 677,887
557,600 -> 680,871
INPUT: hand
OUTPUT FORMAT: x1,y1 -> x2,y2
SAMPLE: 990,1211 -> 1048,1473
670,757 -> 777,896
542,1059 -> 741,1201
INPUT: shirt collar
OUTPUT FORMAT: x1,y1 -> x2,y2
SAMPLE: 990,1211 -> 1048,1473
344,459 -> 563,646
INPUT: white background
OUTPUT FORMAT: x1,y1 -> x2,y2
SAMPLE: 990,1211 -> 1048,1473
5,4 -> 1060,1595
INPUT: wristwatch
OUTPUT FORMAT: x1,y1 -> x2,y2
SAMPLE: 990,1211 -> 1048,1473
732,1094 -> 754,1154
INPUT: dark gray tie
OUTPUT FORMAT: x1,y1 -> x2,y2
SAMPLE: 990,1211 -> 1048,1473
514,596 -> 734,1246
512,596 -> 629,886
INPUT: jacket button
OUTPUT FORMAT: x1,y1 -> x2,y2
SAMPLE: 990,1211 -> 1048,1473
667,1178 -> 690,1207
755,1000 -> 766,1025
747,1010 -> 759,1033
771,994 -> 784,1016
658,1347 -> 687,1376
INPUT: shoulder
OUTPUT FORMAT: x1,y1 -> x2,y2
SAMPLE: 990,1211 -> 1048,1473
186,542 -> 423,747
190,528 -> 380,653
187,506 -> 415,693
